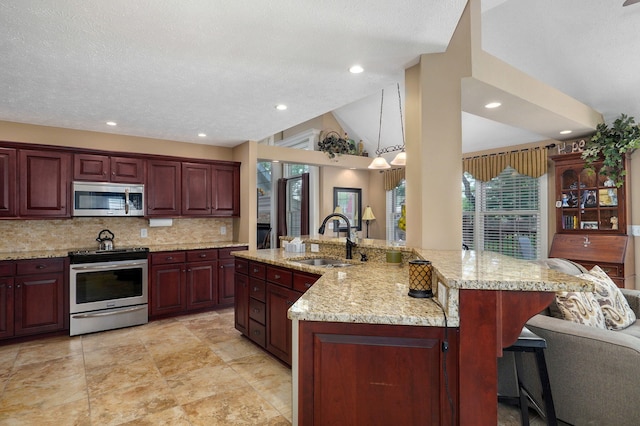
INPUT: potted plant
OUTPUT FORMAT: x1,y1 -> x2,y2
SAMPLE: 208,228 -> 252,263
581,113 -> 640,187
318,131 -> 355,159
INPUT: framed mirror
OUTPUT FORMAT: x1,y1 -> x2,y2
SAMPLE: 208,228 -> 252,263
333,187 -> 362,232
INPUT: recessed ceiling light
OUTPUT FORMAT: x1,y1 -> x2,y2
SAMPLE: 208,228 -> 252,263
198,133 -> 207,137
106,121 -> 117,126
275,104 -> 287,111
349,65 -> 364,74
484,102 -> 502,109
560,130 -> 572,135
272,160 -> 280,163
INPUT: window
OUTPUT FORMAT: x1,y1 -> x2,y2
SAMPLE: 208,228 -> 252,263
386,179 -> 406,243
462,167 -> 546,260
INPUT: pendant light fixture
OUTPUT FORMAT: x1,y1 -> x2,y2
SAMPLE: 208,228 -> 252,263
368,89 -> 391,169
368,83 -> 406,169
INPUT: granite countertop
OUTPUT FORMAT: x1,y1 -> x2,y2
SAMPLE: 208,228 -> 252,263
0,241 -> 248,261
233,248 -> 593,328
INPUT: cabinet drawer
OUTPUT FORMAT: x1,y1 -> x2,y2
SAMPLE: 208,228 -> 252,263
249,278 -> 266,302
151,251 -> 186,265
235,259 -> 248,275
579,262 -> 621,277
266,266 -> 292,288
0,261 -> 15,277
249,319 -> 266,348
249,262 -> 266,279
219,246 -> 247,259
249,298 -> 266,324
186,249 -> 218,262
293,271 -> 321,293
16,258 -> 64,275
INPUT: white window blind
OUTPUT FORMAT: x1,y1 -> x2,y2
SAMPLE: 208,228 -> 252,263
462,167 -> 545,260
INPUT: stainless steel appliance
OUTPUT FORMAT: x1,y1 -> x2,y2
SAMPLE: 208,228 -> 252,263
72,181 -> 144,217
69,247 -> 149,336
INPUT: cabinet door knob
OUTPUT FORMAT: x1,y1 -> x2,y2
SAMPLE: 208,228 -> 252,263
36,264 -> 46,269
166,256 -> 173,261
253,268 -> 259,273
199,254 -> 207,258
274,274 -> 281,279
253,287 -> 259,292
220,265 -> 225,269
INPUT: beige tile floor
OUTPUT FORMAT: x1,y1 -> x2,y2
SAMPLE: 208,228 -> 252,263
0,307 -> 548,425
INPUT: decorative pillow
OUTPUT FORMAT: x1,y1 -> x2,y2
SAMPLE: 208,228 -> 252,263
555,290 -> 607,329
584,266 -> 637,330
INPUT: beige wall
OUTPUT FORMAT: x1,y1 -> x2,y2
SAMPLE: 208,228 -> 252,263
0,120 -> 233,161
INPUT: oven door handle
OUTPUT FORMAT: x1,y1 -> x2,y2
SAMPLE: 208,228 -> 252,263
71,261 -> 147,271
71,305 -> 147,319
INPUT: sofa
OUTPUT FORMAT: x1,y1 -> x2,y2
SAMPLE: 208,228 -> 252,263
498,258 -> 640,426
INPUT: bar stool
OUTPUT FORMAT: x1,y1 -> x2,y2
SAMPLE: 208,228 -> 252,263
498,327 -> 558,426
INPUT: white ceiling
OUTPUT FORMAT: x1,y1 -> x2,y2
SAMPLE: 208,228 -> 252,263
0,0 -> 639,156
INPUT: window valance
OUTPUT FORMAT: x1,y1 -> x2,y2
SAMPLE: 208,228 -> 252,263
462,146 -> 549,181
383,168 -> 405,191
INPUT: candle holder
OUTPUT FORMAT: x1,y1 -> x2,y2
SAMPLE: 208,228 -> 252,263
408,259 -> 433,298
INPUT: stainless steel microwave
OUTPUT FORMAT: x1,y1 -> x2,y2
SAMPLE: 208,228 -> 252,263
72,181 -> 144,217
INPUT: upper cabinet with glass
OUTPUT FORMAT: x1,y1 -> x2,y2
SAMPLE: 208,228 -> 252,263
552,152 -> 627,234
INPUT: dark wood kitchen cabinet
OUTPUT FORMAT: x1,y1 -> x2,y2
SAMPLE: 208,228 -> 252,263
182,162 -> 240,217
150,248 -> 245,319
182,162 -> 211,216
0,147 -> 17,217
146,160 -> 181,217
14,258 -> 66,336
74,153 -> 144,183
211,164 -> 240,216
18,149 -> 71,217
218,246 -> 246,306
298,321 -> 458,426
0,258 -> 66,340
234,258 -> 320,366
0,262 -> 15,339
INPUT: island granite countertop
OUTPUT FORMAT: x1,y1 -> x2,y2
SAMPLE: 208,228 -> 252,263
232,248 -> 593,328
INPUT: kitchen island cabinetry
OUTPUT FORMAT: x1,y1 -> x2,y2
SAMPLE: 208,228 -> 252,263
218,247 -> 245,306
0,257 -> 67,340
298,321 -> 457,425
74,153 -> 144,183
19,149 -> 71,218
232,246 -> 593,425
234,259 -> 320,366
0,147 -> 16,217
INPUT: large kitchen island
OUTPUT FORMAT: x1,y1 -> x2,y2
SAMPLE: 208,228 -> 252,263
233,242 -> 592,425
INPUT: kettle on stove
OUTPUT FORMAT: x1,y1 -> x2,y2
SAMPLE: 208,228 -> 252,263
96,229 -> 115,251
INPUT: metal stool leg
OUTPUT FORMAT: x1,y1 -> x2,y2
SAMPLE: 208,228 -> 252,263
534,348 -> 558,426
513,351 -> 530,426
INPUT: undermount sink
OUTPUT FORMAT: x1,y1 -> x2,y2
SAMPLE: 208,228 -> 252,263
291,258 -> 353,268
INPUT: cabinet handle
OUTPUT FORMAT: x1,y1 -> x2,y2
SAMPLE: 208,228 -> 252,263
220,265 -> 225,269
253,330 -> 261,335
16,285 -> 21,288
166,256 -> 173,261
253,268 -> 259,273
199,254 -> 207,258
7,285 -> 12,289
274,274 -> 281,279
305,282 -> 312,288
286,300 -> 294,306
253,287 -> 259,292
36,264 -> 46,269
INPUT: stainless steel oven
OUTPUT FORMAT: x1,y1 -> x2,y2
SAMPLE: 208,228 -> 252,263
69,248 -> 149,336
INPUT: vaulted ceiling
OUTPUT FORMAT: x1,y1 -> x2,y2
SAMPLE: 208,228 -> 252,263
1,1 -> 638,156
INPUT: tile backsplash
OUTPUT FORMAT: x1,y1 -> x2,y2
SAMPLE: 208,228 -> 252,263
0,217 -> 233,252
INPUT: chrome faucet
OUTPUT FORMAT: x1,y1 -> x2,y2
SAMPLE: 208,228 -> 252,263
318,213 -> 357,259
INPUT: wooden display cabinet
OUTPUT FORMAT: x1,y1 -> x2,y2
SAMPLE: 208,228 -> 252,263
550,152 -> 634,287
